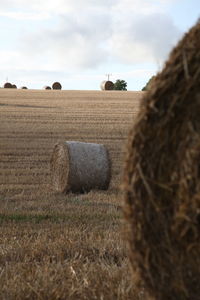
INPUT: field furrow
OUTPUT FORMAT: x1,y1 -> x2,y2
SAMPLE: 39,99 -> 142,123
0,89 -> 142,197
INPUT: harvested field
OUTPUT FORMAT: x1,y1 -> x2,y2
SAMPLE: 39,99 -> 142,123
0,89 -> 141,198
0,89 -> 143,299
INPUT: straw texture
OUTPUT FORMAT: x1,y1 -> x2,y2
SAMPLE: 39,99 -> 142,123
124,21 -> 200,300
101,81 -> 114,91
4,82 -> 12,88
50,141 -> 111,193
52,82 -> 62,90
43,86 -> 51,90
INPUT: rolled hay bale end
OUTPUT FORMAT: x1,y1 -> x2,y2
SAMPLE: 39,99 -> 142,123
43,86 -> 51,90
50,141 -> 111,193
3,82 -> 13,88
12,84 -> 17,89
52,82 -> 62,90
124,21 -> 200,300
100,80 -> 114,91
20,86 -> 28,89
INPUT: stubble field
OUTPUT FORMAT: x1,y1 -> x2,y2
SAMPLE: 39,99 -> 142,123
0,89 -> 144,299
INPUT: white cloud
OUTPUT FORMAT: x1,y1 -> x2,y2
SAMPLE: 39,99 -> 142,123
18,8 -> 112,70
0,11 -> 50,20
0,0 -> 183,83
111,12 -> 181,64
11,0 -> 181,71
0,0 -> 115,15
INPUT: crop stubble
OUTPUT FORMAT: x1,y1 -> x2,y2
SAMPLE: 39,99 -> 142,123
0,89 -> 142,198
0,89 -> 143,299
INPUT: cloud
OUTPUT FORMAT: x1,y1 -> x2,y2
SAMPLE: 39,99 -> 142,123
0,0 -> 115,15
16,1 -> 181,71
1,0 -> 182,73
0,11 -> 50,20
111,12 -> 181,65
19,8 -> 112,70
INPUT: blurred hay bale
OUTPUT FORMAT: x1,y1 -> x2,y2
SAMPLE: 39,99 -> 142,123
3,82 -> 12,88
52,82 -> 62,90
20,86 -> 28,89
50,141 -> 111,193
141,76 -> 156,91
124,21 -> 200,300
12,84 -> 17,89
101,80 -> 114,91
43,86 -> 51,90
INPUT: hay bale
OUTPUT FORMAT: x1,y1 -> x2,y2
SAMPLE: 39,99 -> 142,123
50,141 -> 111,193
12,84 -> 17,89
124,21 -> 200,300
52,82 -> 62,90
100,80 -> 114,91
3,82 -> 12,88
141,76 -> 156,91
43,86 -> 51,90
20,86 -> 27,89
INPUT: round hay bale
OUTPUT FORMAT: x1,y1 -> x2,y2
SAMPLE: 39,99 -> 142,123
124,21 -> 200,300
50,141 -> 111,193
141,75 -> 156,91
52,82 -> 62,90
20,86 -> 28,89
3,82 -> 12,88
43,86 -> 51,90
12,84 -> 17,89
100,80 -> 114,91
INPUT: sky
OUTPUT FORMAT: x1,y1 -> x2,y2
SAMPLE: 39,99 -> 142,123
0,0 -> 199,91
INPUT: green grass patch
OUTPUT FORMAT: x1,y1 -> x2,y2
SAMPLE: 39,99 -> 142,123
0,214 -> 59,224
0,212 -> 120,226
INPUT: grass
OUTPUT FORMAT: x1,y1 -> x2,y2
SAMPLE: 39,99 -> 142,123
0,89 -> 145,299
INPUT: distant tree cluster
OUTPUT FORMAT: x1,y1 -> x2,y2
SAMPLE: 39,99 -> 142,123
113,79 -> 127,91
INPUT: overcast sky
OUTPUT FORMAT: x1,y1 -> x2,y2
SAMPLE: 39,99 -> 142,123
0,0 -> 199,90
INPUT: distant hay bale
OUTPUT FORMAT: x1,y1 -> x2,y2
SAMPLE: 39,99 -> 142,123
20,86 -> 28,89
100,80 -> 114,91
12,84 -> 17,89
124,21 -> 200,300
50,141 -> 111,193
3,82 -> 12,88
43,86 -> 51,90
52,82 -> 62,90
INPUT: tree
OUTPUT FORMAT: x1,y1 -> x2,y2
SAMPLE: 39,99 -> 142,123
113,79 -> 127,91
142,76 -> 156,91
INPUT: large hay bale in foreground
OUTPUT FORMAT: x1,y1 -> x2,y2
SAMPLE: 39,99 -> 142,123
52,82 -> 62,90
3,82 -> 12,88
141,75 -> 155,91
124,21 -> 200,300
50,141 -> 111,193
100,80 -> 114,91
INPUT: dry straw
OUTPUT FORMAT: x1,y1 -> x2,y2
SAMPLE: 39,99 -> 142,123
3,82 -> 12,88
124,21 -> 200,300
43,86 -> 51,90
100,80 -> 114,91
52,82 -> 62,90
50,141 -> 111,193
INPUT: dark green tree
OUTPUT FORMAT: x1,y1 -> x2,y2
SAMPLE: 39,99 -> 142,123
113,79 -> 127,91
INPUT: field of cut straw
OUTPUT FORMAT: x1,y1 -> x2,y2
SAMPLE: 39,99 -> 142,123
0,89 -> 144,299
